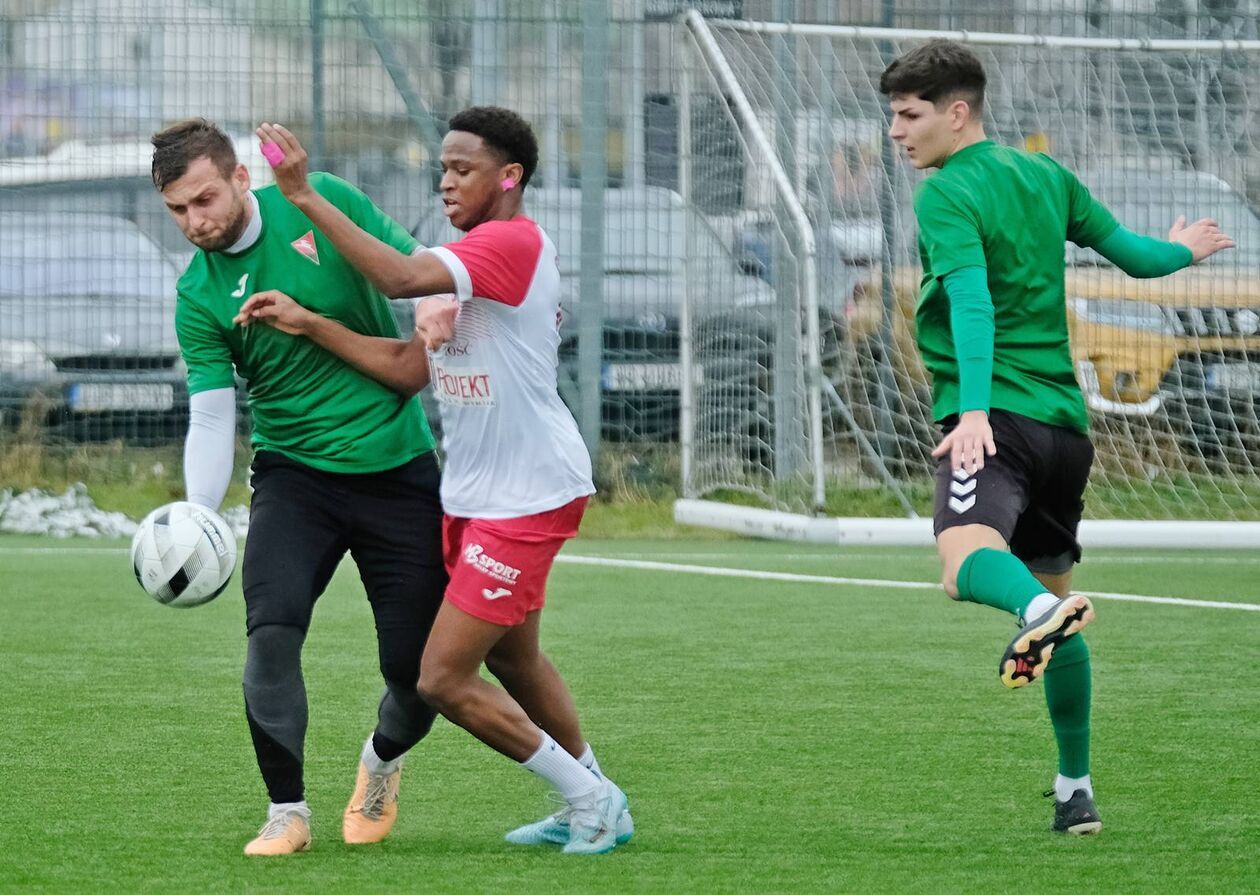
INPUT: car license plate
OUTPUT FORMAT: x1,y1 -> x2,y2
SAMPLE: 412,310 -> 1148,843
68,383 -> 175,411
1204,363 -> 1260,392
601,363 -> 692,391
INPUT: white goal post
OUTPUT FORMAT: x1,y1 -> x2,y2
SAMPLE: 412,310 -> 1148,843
674,12 -> 1260,548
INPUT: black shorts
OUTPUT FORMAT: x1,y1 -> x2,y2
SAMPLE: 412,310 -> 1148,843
242,450 -> 447,636
932,409 -> 1095,574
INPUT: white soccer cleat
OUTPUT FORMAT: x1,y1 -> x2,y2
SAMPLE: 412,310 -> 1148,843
561,779 -> 630,855
505,785 -> 634,846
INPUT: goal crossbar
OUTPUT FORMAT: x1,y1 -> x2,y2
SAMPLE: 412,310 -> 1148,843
710,18 -> 1260,53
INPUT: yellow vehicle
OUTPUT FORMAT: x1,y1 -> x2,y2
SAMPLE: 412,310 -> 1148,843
845,167 -> 1260,468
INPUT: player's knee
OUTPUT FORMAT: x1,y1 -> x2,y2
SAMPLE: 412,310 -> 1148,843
243,623 -> 305,684
243,596 -> 316,638
414,675 -> 448,712
416,659 -> 463,711
939,549 -> 977,601
483,652 -> 518,685
484,649 -> 538,686
379,652 -> 422,693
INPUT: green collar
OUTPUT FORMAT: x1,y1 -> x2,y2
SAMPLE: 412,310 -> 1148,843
942,139 -> 995,167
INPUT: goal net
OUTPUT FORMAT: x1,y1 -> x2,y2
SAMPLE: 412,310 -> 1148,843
674,13 -> 1260,544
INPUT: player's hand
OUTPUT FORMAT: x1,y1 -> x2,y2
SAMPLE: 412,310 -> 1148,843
233,290 -> 315,336
414,296 -> 460,351
932,409 -> 996,475
256,122 -> 312,204
1169,215 -> 1235,263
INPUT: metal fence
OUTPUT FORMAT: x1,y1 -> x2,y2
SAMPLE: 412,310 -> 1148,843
1,1 -> 1258,499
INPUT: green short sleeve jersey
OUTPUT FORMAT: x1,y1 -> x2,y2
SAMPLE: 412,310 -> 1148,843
175,172 -> 436,472
913,141 -> 1119,433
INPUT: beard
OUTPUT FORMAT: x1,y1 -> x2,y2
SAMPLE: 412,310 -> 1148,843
191,200 -> 250,253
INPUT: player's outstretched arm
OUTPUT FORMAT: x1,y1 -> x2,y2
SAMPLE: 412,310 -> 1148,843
235,291 -> 430,395
1167,215 -> 1236,264
1090,219 -> 1234,279
256,122 -> 456,299
304,320 -> 430,396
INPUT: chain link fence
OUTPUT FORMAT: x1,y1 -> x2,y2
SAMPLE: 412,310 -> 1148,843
1,1 -> 1257,505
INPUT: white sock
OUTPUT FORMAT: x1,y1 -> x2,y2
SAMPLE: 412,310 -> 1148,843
268,800 -> 310,820
522,733 -> 600,801
578,743 -> 603,779
1023,592 -> 1060,625
362,736 -> 402,776
1054,773 -> 1093,802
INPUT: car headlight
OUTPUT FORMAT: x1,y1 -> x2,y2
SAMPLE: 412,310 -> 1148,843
1068,297 -> 1173,334
0,339 -> 56,376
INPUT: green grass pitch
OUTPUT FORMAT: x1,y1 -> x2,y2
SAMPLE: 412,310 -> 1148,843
1,536 -> 1256,893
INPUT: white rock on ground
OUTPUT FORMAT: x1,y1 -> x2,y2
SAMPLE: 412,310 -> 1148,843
0,485 -> 249,538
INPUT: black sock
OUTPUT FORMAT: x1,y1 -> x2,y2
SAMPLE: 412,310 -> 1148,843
372,730 -> 408,764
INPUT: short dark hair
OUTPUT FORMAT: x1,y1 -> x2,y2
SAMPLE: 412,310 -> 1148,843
447,106 -> 539,188
879,39 -> 986,115
150,118 -> 238,191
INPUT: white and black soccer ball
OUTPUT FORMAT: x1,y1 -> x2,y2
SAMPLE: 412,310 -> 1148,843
130,501 -> 237,607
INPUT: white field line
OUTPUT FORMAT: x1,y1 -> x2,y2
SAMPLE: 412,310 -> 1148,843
0,546 -> 130,554
4,545 -> 1256,612
569,550 -> 1260,565
8,546 -> 1258,565
555,554 -> 1260,612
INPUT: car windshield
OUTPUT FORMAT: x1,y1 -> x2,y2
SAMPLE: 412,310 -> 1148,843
1069,171 -> 1260,269
543,206 -> 733,276
415,191 -> 734,276
0,216 -> 179,298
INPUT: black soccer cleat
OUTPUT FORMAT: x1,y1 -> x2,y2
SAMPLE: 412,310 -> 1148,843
999,594 -> 1095,689
1047,788 -> 1102,835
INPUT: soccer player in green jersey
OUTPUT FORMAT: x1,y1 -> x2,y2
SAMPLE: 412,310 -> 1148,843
151,119 -> 448,855
879,41 -> 1234,834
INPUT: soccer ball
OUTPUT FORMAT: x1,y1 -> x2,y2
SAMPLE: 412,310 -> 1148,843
130,501 -> 237,607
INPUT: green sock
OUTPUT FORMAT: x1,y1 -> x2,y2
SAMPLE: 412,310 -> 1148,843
955,547 -> 1049,617
1044,634 -> 1091,777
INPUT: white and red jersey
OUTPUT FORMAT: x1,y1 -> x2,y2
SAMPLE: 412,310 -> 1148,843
423,215 -> 594,519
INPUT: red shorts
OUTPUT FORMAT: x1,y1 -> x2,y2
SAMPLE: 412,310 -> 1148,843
442,496 -> 588,626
